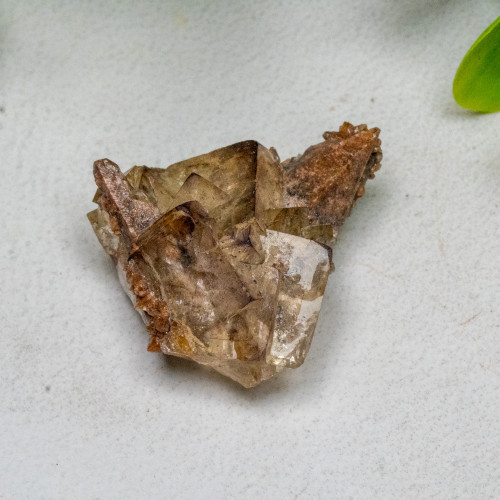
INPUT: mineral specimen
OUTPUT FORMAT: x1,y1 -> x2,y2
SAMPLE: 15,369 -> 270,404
88,123 -> 382,387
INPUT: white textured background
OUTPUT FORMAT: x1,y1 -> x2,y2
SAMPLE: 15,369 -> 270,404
1,1 -> 499,499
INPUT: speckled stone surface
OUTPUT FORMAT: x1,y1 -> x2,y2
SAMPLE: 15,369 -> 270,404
0,1 -> 499,499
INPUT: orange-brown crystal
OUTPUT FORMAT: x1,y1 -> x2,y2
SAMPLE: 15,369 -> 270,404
88,123 -> 382,387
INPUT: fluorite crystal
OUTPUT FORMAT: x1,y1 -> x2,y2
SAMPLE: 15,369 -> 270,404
88,123 -> 382,387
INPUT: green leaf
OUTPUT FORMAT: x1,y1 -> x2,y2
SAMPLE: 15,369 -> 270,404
453,16 -> 500,113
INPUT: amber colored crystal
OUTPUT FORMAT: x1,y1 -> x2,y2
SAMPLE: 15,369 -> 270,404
88,123 -> 382,387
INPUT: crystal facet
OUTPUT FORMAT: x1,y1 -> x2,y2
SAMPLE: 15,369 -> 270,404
88,123 -> 382,387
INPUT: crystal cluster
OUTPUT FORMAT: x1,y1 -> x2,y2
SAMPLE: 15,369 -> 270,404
88,123 -> 382,387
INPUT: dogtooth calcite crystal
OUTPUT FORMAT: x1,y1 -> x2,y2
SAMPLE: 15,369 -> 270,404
88,123 -> 382,387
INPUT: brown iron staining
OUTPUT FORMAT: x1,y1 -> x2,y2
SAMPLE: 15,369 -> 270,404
88,123 -> 382,387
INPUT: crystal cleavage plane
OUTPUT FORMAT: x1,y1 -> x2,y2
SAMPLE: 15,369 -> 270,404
88,123 -> 382,387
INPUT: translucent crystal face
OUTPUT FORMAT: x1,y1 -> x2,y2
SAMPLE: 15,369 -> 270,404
88,123 -> 382,387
